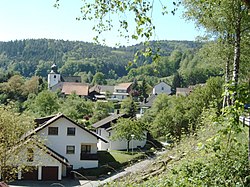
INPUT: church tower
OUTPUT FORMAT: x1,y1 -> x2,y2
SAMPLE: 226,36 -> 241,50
48,64 -> 61,90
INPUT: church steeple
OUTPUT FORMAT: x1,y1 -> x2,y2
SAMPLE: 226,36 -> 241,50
50,63 -> 58,73
48,63 -> 61,90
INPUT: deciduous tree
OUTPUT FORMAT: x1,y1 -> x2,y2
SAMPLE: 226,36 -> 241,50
0,105 -> 35,182
111,118 -> 145,152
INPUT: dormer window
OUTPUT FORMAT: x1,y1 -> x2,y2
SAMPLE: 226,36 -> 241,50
48,127 -> 58,135
67,127 -> 76,136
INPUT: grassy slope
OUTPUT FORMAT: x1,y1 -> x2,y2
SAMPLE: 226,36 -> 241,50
104,122 -> 248,186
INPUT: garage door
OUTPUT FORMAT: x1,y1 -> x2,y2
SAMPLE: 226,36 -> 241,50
42,166 -> 58,181
22,167 -> 38,180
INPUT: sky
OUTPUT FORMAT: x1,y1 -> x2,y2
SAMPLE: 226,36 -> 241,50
0,0 -> 203,47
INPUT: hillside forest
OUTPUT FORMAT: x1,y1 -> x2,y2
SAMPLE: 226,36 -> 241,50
0,39 -> 227,123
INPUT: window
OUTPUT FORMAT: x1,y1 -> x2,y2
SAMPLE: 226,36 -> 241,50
54,75 -> 57,78
67,127 -> 75,136
81,145 -> 91,154
66,145 -> 75,154
48,127 -> 58,135
161,87 -> 164,90
27,148 -> 34,162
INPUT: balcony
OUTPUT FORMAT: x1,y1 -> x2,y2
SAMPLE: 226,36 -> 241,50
80,153 -> 98,160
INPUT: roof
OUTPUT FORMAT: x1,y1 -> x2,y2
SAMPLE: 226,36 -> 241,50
61,82 -> 89,96
92,113 -> 127,129
61,76 -> 81,83
115,82 -> 132,90
39,144 -> 70,166
176,87 -> 193,96
11,138 -> 70,166
154,81 -> 171,87
89,85 -> 101,93
24,113 -> 108,143
99,85 -> 114,93
140,94 -> 157,108
34,114 -> 57,126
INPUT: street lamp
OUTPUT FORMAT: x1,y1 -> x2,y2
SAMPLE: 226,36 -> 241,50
131,134 -> 135,155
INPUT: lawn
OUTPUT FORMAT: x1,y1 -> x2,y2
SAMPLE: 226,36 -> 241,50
108,150 -> 145,164
75,150 -> 147,179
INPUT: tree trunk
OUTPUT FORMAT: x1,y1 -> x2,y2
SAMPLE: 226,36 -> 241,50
232,3 -> 241,104
223,55 -> 231,108
127,140 -> 130,152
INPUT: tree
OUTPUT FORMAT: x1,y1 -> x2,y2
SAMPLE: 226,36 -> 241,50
139,78 -> 149,102
131,78 -> 140,99
120,97 -> 137,118
183,0 -> 250,103
26,90 -> 59,117
171,72 -> 183,93
0,105 -> 35,182
111,118 -> 145,152
89,101 -> 114,125
22,76 -> 41,97
91,72 -> 107,85
59,94 -> 94,123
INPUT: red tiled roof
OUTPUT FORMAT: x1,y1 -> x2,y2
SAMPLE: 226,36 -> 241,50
61,82 -> 89,96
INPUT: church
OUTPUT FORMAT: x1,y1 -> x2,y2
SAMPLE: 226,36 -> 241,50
47,64 -> 89,98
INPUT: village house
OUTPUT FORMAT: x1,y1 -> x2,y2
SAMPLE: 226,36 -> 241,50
176,84 -> 205,96
92,113 -> 147,151
137,94 -> 158,118
111,82 -> 133,101
5,113 -> 107,181
137,82 -> 172,118
152,81 -> 172,95
176,87 -> 193,96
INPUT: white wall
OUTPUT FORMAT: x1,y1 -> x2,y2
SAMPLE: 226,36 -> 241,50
97,128 -> 110,150
48,72 -> 60,89
97,128 -> 147,151
152,82 -> 171,95
38,117 -> 99,169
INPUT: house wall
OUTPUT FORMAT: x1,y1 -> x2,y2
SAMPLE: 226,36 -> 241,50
111,93 -> 129,100
152,82 -> 171,95
38,117 -> 99,169
97,128 -> 110,150
97,128 -> 147,151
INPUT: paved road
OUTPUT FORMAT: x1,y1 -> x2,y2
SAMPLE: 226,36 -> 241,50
97,158 -> 153,186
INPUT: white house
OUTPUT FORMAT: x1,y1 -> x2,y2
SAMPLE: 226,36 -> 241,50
8,113 -> 107,181
137,94 -> 158,118
111,83 -> 132,100
152,81 -> 171,95
92,114 -> 147,151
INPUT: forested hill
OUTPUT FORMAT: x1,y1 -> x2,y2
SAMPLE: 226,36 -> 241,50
0,39 -> 203,81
